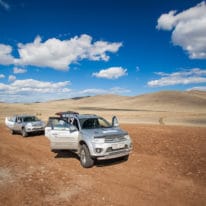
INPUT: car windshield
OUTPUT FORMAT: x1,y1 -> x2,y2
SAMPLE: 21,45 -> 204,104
23,116 -> 39,122
80,117 -> 112,129
48,118 -> 71,128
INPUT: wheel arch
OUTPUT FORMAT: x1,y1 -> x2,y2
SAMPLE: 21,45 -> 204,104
78,140 -> 87,152
79,140 -> 87,146
78,140 -> 94,156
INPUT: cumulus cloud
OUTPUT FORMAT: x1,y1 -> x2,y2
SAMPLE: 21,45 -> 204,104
9,79 -> 70,93
14,34 -> 122,70
8,75 -> 16,82
0,78 -> 130,102
77,87 -> 130,96
187,86 -> 206,91
0,44 -> 14,65
148,68 -> 206,87
92,67 -> 127,79
13,67 -> 27,74
0,79 -> 71,102
0,0 -> 10,11
0,74 -> 5,78
157,1 -> 206,59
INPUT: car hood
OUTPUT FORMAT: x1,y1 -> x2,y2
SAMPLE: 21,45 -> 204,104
82,127 -> 127,138
26,121 -> 45,126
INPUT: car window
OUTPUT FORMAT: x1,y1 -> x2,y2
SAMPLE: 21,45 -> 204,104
23,116 -> 39,122
80,117 -> 111,129
48,118 -> 71,129
82,118 -> 99,129
98,118 -> 111,128
56,120 -> 68,128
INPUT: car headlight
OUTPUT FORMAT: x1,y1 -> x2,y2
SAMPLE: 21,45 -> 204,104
26,123 -> 32,128
92,138 -> 105,144
124,134 -> 130,140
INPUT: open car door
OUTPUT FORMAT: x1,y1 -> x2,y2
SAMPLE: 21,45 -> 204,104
5,116 -> 16,130
46,118 -> 79,150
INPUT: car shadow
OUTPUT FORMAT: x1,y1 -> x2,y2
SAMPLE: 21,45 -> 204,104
54,150 -> 80,160
53,150 -> 128,167
12,131 -> 45,138
95,157 -> 128,167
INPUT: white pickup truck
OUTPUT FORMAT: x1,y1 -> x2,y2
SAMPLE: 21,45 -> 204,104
45,112 -> 133,168
5,115 -> 46,137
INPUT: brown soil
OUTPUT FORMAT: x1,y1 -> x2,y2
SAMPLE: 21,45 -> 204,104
0,124 -> 205,206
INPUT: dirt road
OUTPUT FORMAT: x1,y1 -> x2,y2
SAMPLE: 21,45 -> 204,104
0,124 -> 205,206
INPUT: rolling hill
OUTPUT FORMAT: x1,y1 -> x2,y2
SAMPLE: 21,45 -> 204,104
1,90 -> 206,126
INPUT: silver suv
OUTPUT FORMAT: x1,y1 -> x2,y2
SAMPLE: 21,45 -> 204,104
45,112 -> 132,168
5,115 -> 46,137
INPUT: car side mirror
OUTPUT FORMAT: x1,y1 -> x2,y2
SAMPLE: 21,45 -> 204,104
112,116 -> 119,127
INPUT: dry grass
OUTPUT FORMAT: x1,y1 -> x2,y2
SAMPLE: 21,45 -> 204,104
1,90 -> 206,126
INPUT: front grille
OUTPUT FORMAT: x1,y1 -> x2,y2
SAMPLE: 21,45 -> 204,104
104,135 -> 126,143
107,150 -> 128,156
32,123 -> 42,127
106,145 -> 128,152
32,127 -> 43,130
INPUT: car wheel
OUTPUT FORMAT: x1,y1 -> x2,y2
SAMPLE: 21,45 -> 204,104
22,128 -> 28,137
80,144 -> 94,168
10,130 -> 15,135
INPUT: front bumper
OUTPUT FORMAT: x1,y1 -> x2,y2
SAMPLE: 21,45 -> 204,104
96,149 -> 132,160
25,127 -> 44,133
91,140 -> 133,160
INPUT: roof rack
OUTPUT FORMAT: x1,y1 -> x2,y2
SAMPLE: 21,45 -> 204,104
55,111 -> 79,118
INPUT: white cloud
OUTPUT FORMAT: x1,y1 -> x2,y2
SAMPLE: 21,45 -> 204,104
187,86 -> 206,91
10,79 -> 70,92
86,40 -> 122,61
13,67 -> 27,74
14,34 -> 122,70
92,67 -> 127,79
0,44 -> 14,65
0,79 -> 71,102
157,1 -> 206,59
77,87 -> 130,96
0,0 -> 10,11
0,78 -> 131,102
8,75 -> 16,82
0,74 -> 5,78
148,68 -> 206,87
136,66 -> 140,72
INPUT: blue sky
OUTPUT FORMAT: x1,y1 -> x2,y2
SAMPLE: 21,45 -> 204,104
0,0 -> 206,102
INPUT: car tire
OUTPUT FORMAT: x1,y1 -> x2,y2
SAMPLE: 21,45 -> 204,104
22,128 -> 28,137
10,130 -> 15,135
80,144 -> 94,168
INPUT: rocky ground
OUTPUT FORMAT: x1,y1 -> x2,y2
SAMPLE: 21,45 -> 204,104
0,124 -> 205,206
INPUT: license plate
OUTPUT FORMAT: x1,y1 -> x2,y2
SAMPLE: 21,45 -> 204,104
112,143 -> 125,150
